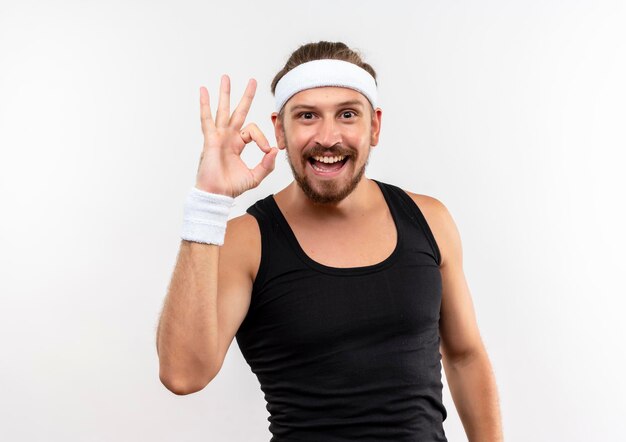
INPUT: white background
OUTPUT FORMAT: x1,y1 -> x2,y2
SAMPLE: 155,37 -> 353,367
1,0 -> 625,440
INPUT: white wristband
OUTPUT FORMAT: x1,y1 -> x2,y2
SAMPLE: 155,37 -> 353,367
181,187 -> 235,245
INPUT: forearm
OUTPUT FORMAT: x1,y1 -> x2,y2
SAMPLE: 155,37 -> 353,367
157,240 -> 220,393
443,349 -> 503,441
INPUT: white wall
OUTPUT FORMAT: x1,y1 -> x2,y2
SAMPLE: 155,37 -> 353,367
1,0 -> 624,440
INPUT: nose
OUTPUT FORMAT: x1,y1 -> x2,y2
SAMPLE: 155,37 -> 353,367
314,117 -> 342,148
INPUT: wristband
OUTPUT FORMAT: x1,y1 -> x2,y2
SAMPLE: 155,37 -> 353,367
181,187 -> 235,245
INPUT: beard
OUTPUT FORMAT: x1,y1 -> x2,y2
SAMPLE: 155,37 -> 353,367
284,137 -> 371,205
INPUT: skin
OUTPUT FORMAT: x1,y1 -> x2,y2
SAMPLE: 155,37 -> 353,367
157,75 -> 503,441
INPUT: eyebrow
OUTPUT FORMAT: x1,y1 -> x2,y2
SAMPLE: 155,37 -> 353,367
289,99 -> 365,114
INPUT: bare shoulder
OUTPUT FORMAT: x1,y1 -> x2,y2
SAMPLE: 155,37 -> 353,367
403,190 -> 461,268
222,212 -> 262,283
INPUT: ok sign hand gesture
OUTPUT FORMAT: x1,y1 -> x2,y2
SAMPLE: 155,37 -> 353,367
196,75 -> 279,198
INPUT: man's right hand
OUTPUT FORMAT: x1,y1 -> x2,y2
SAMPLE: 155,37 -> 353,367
196,75 -> 279,198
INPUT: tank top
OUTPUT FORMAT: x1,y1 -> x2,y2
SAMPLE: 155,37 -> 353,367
235,179 -> 448,441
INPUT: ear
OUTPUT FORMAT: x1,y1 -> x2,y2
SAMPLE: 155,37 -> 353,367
370,107 -> 383,146
271,112 -> 286,150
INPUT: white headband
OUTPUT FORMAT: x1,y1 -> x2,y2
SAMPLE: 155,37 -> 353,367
274,59 -> 378,113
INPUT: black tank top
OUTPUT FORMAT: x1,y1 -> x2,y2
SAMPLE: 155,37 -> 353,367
235,179 -> 448,441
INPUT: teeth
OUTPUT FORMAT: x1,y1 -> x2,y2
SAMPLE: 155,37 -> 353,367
312,155 -> 345,164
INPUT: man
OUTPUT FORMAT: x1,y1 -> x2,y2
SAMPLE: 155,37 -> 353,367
156,41 -> 503,441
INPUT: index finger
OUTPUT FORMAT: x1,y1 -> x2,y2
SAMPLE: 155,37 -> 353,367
229,78 -> 257,129
240,123 -> 271,153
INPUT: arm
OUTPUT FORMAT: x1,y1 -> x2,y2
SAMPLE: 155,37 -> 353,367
156,240 -> 221,394
443,345 -> 502,442
156,214 -> 259,395
156,75 -> 277,395
413,194 -> 504,441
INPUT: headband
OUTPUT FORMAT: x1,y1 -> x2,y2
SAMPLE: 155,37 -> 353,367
274,59 -> 378,113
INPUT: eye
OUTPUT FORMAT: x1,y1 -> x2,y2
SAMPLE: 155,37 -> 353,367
299,112 -> 314,120
341,110 -> 356,119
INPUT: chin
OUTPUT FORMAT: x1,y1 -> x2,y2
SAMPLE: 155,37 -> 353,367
296,165 -> 368,205
303,187 -> 351,205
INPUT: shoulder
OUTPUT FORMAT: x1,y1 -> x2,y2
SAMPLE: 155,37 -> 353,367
222,212 -> 262,283
402,190 -> 462,268
226,210 -> 260,233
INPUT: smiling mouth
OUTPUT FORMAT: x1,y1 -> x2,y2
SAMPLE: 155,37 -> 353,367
307,156 -> 350,173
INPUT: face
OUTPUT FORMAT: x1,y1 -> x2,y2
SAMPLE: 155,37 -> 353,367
272,86 -> 382,205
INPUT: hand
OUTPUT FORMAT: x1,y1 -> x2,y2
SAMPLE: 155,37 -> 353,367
195,75 -> 279,198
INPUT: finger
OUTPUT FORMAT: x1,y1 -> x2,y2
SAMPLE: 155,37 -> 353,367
250,147 -> 279,186
215,74 -> 230,127
229,78 -> 257,129
199,86 -> 215,134
240,123 -> 271,154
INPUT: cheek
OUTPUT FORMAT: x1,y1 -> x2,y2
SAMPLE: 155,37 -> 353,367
288,128 -> 315,149
345,126 -> 370,145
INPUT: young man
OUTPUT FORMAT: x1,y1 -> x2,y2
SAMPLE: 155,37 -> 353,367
157,41 -> 504,441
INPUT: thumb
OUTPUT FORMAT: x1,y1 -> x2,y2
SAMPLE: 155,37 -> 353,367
250,147 -> 279,186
